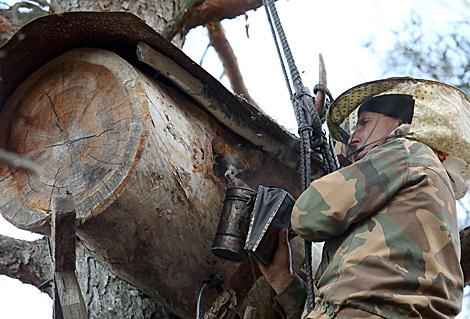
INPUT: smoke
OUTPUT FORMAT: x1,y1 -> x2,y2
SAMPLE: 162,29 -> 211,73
223,158 -> 248,188
224,163 -> 243,180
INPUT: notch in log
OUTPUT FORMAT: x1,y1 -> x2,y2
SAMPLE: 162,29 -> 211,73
52,194 -> 87,319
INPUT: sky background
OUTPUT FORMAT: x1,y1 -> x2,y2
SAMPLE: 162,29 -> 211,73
0,0 -> 469,317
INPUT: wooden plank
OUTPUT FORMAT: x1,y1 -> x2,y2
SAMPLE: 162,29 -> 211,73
54,289 -> 64,319
135,41 -> 299,169
314,53 -> 327,114
54,271 -> 88,319
52,194 -> 87,319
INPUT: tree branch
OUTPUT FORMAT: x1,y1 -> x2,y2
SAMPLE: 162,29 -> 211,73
0,1 -> 50,46
1,1 -> 49,26
186,0 -> 264,30
162,0 -> 205,40
0,234 -> 52,296
163,0 -> 268,40
0,14 -> 19,46
206,21 -> 257,106
314,54 -> 327,115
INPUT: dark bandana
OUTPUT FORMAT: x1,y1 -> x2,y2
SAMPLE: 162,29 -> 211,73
358,94 -> 415,124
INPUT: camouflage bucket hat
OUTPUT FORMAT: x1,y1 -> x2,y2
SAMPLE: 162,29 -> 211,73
327,77 -> 470,197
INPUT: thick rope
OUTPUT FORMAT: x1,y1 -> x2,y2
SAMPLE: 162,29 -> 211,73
262,0 -> 339,314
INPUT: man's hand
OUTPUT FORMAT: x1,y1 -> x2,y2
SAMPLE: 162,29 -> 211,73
257,228 -> 294,295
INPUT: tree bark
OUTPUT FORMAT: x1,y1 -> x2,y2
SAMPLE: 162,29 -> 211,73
0,15 -> 18,46
1,0 -> 268,47
0,234 -> 52,293
76,241 -> 178,319
0,0 -> 297,317
0,234 -> 178,318
50,0 -> 186,47
47,0 -> 268,47
186,0 -> 265,31
0,47 -> 306,318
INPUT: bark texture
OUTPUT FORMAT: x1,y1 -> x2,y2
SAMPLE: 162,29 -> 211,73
0,47 -> 305,318
0,1 -> 291,318
186,0 -> 264,31
0,234 -> 177,318
50,0 -> 185,47
76,241 -> 177,319
1,1 -> 268,47
0,234 -> 51,293
0,0 -> 291,317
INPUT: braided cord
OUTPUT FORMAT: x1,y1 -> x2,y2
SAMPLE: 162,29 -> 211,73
262,0 -> 340,314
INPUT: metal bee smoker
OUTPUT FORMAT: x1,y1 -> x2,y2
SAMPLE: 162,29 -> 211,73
211,167 -> 256,262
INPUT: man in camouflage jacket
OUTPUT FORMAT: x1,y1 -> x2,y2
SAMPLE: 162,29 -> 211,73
259,93 -> 464,318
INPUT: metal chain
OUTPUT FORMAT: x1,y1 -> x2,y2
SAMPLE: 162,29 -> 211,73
262,0 -> 339,314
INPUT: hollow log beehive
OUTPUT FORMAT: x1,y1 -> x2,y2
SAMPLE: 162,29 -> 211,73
0,12 -> 324,318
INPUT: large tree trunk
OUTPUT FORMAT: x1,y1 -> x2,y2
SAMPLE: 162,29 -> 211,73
0,45 -> 309,318
49,0 -> 185,47
0,2 -> 314,318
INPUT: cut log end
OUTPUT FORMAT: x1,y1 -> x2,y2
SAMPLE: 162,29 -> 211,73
0,46 -> 306,318
0,48 -> 148,233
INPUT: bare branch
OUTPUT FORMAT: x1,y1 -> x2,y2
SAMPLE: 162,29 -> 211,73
162,0 -> 204,40
1,1 -> 49,26
0,1 -> 50,46
163,0 -> 269,40
0,234 -> 52,296
186,0 -> 264,30
314,54 -> 327,114
0,14 -> 18,46
206,21 -> 258,106
31,0 -> 50,8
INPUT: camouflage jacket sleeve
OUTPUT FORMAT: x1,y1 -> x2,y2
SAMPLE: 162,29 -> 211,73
274,273 -> 307,319
291,140 -> 408,241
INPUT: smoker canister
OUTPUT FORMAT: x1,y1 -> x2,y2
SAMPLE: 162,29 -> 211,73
211,186 -> 256,262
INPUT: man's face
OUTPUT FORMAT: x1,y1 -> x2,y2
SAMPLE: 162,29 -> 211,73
347,111 -> 402,161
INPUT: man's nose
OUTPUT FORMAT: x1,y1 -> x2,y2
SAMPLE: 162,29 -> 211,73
348,130 -> 357,145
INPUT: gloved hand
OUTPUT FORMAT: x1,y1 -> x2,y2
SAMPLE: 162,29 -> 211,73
257,228 -> 294,295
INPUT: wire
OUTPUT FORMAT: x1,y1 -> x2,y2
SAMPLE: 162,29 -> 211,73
196,282 -> 209,319
195,275 -> 224,319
